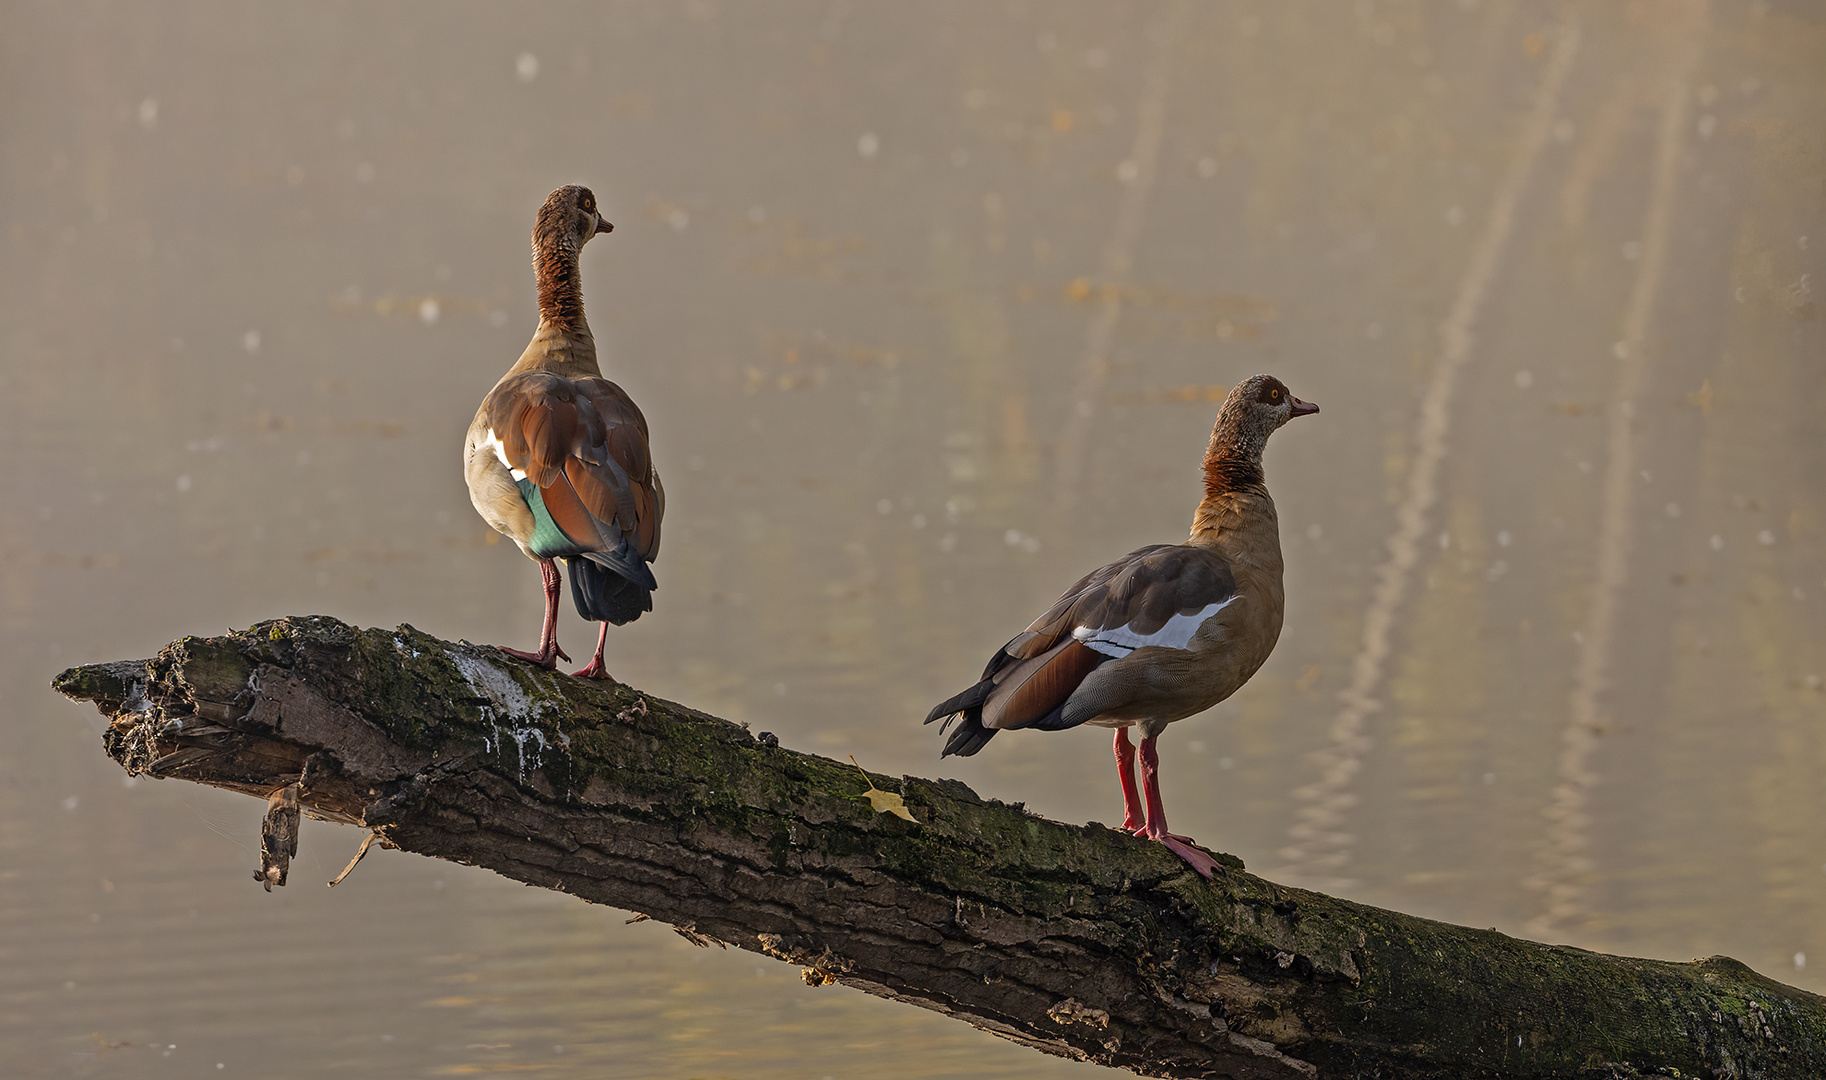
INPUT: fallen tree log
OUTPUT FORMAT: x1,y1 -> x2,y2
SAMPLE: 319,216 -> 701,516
51,615 -> 1826,1080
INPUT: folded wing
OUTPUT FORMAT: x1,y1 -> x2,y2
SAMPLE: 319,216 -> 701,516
925,544 -> 1238,756
478,371 -> 663,578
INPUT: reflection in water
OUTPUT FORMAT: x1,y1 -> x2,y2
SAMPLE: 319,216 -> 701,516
1052,2 -> 1182,513
1530,0 -> 1707,941
1277,15 -> 1583,891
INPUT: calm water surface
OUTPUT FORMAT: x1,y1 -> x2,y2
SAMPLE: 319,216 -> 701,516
4,2 -> 1823,1076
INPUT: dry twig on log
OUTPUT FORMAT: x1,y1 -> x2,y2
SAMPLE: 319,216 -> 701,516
52,616 -> 1826,1080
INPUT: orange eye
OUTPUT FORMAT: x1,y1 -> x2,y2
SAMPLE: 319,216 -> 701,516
1270,388 -> 1282,401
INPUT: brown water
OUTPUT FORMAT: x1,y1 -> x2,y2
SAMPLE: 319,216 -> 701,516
5,2 -> 1824,1076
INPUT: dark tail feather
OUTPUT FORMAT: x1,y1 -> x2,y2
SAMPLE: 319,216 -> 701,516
938,714 -> 997,758
566,553 -> 654,625
581,542 -> 658,591
923,681 -> 992,726
925,680 -> 998,757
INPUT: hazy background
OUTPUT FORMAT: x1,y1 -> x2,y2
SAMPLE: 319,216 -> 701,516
4,1 -> 1823,1076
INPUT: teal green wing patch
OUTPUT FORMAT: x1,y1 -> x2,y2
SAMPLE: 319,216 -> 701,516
516,478 -> 592,559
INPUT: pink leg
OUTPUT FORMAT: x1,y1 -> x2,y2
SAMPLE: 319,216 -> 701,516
1113,729 -> 1146,832
570,622 -> 616,681
1135,734 -> 1223,878
497,559 -> 571,668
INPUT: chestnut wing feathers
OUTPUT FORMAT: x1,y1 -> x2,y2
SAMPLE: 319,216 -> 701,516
480,372 -> 663,571
926,545 -> 1238,756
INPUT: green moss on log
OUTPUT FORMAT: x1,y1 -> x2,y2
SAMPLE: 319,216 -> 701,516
52,616 -> 1826,1080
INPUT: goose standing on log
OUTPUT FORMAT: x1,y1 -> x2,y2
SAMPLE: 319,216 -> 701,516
464,185 -> 663,680
926,375 -> 1316,877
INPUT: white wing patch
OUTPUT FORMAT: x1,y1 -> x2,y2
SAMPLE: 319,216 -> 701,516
1072,597 -> 1235,659
483,429 -> 529,482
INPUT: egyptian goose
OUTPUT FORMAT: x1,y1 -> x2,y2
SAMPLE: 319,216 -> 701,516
925,374 -> 1316,877
463,185 -> 664,680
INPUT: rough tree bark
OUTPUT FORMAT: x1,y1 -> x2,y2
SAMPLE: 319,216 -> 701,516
51,616 -> 1826,1080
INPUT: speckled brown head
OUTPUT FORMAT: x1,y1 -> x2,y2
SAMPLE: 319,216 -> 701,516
532,185 -> 613,330
1202,374 -> 1318,495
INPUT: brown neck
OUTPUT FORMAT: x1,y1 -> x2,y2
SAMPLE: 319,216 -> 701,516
512,240 -> 601,379
1202,453 -> 1265,499
1193,410 -> 1272,541
1199,412 -> 1268,500
534,237 -> 588,333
